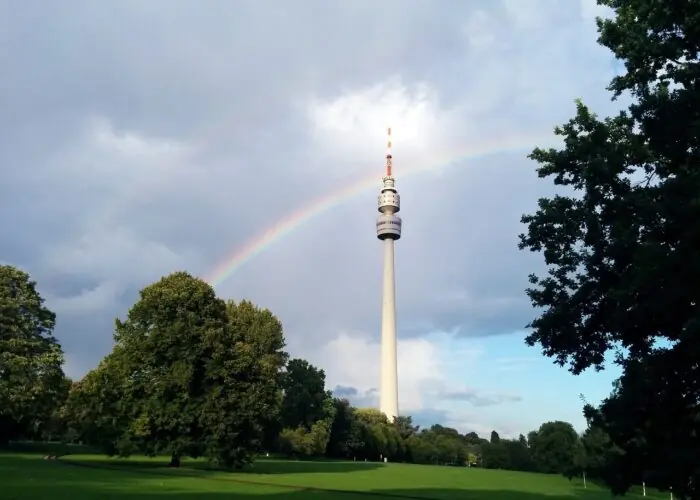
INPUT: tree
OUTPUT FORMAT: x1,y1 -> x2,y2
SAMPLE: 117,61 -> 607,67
109,272 -> 231,465
63,354 -> 133,455
481,441 -> 509,469
587,354 -> 698,495
529,421 -> 579,475
34,374 -> 72,442
405,426 -> 465,466
0,265 -> 65,443
578,418 -> 623,483
505,435 -> 535,472
352,408 -> 404,461
327,398 -> 365,458
71,271 -> 287,469
224,299 -> 288,452
277,358 -> 335,459
278,393 -> 336,459
280,358 -> 329,431
394,415 -> 419,440
489,430 -> 500,444
518,0 -> 700,495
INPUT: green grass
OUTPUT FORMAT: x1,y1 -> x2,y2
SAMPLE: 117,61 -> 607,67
1,451 -> 666,500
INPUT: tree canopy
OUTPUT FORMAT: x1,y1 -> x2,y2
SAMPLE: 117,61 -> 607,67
0,265 -> 65,444
519,0 -> 700,496
67,272 -> 288,468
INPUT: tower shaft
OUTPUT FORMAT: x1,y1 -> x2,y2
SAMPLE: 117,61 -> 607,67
380,238 -> 399,420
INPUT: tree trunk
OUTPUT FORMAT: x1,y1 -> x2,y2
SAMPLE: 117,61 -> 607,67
169,454 -> 181,468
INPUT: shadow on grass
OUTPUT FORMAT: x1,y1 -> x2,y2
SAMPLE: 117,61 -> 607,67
247,459 -> 384,475
77,456 -> 383,475
1,441 -> 98,455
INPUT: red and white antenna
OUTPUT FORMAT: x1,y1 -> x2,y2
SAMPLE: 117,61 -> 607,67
385,127 -> 393,176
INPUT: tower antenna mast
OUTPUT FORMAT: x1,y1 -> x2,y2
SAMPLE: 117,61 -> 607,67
386,127 -> 393,177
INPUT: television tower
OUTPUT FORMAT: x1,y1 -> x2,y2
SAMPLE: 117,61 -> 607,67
376,127 -> 401,421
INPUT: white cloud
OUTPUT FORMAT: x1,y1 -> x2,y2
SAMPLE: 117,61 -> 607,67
493,356 -> 538,373
313,330 -> 521,430
305,79 -> 457,179
579,0 -> 614,21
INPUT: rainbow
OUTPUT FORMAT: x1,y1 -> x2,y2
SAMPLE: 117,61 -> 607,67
205,133 -> 550,287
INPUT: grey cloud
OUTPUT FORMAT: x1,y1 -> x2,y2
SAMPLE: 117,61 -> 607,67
0,0 -> 621,380
332,385 -> 359,398
330,387 -> 378,410
411,408 -> 521,438
493,356 -> 539,373
439,388 -> 523,407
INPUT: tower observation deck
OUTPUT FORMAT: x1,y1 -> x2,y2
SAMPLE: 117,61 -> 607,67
376,140 -> 402,240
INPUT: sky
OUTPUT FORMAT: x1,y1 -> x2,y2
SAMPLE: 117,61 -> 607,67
1,0 -> 626,438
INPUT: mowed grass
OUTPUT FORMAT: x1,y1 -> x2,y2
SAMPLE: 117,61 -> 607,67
1,451 -> 665,500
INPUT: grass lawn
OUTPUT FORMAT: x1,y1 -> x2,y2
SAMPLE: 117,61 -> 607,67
1,450 -> 666,500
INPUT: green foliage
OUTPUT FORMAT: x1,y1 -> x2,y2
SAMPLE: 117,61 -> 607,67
0,265 -> 65,443
221,299 -> 288,461
63,355 -> 131,455
394,415 -> 419,440
280,358 -> 328,430
66,272 -> 288,469
481,441 -> 509,469
403,425 -> 466,466
519,0 -> 700,496
506,435 -> 536,472
276,357 -> 337,459
528,421 -> 579,475
278,417 -> 334,458
479,432 -> 535,471
326,398 -> 365,458
108,272 -> 229,463
350,408 -> 403,461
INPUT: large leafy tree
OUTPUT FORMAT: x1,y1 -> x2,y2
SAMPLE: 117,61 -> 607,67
220,299 -> 288,457
577,412 -> 623,485
326,398 -> 365,459
277,358 -> 337,458
71,272 -> 287,468
0,265 -> 65,443
110,271 -> 228,465
519,0 -> 700,496
63,354 -> 134,455
528,421 -> 579,475
280,358 -> 329,430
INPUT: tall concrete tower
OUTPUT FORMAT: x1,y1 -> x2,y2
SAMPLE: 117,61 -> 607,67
376,127 -> 401,421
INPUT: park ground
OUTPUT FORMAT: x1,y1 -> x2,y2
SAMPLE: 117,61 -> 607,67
1,447 -> 663,500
